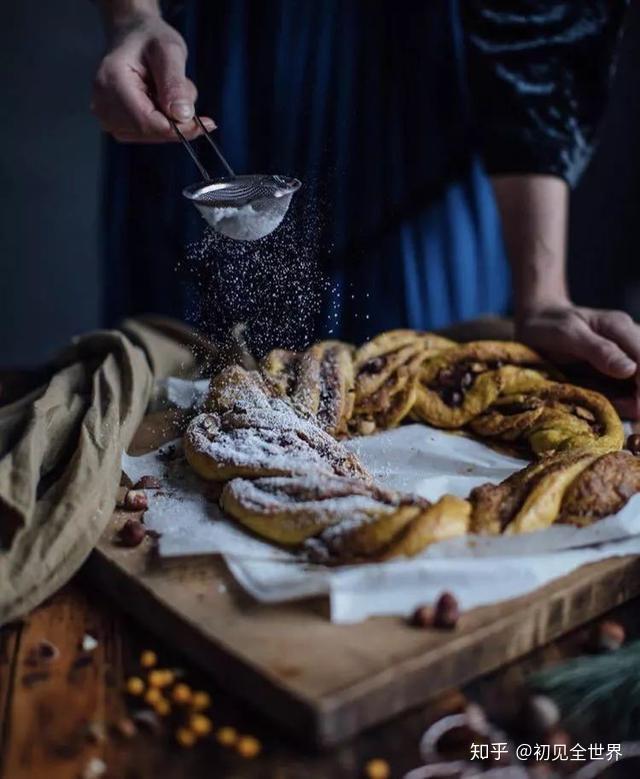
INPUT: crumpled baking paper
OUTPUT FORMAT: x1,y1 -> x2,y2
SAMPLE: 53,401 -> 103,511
122,383 -> 640,623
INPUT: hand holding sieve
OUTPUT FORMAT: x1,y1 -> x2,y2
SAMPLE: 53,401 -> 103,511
172,116 -> 301,241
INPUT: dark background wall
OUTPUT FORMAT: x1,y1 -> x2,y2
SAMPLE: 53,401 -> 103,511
0,0 -> 102,366
0,2 -> 639,367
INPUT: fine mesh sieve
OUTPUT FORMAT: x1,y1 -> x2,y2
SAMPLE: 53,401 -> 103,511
173,116 -> 301,241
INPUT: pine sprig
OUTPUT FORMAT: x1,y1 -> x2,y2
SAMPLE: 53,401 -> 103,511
531,640 -> 640,740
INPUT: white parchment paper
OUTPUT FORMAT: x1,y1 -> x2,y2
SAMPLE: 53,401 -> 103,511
122,384 -> 640,623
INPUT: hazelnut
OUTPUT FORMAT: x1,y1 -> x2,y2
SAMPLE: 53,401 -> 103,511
26,639 -> 59,666
132,709 -> 161,734
626,434 -> 640,456
113,717 -> 136,739
434,592 -> 460,629
523,694 -> 560,734
133,475 -> 162,489
124,489 -> 148,511
591,619 -> 625,652
117,519 -> 146,547
409,605 -> 435,628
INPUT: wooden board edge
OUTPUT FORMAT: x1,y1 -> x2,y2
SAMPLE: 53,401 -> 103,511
314,555 -> 640,744
87,542 -> 640,748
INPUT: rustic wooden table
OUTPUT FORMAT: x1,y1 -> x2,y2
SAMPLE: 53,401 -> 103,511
1,369 -> 638,779
2,575 -> 638,779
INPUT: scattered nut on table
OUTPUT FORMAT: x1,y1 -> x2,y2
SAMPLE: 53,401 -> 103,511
26,639 -> 59,666
434,592 -> 460,629
124,489 -> 149,511
523,694 -> 560,733
409,604 -> 435,628
117,519 -> 146,547
591,619 -> 625,652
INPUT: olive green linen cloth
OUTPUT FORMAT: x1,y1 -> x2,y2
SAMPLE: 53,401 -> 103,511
0,318 -> 197,624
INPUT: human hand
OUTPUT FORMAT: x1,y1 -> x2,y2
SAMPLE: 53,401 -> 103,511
516,304 -> 640,419
91,13 -> 215,142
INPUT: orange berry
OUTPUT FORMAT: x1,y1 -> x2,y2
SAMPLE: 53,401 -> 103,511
176,727 -> 196,748
365,758 -> 390,779
125,677 -> 145,696
148,669 -> 173,688
172,683 -> 192,704
140,650 -> 157,668
153,697 -> 171,716
190,714 -> 212,736
236,735 -> 261,759
216,726 -> 238,747
144,687 -> 161,706
192,691 -> 211,711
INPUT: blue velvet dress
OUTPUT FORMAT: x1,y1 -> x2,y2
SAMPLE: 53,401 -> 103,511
104,0 -> 627,354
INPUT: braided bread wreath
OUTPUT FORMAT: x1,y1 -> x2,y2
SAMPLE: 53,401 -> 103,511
183,329 -> 640,565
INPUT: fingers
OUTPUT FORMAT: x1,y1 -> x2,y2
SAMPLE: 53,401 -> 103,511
566,314 -> 636,379
92,61 -> 215,142
145,37 -> 195,122
591,310 -> 640,376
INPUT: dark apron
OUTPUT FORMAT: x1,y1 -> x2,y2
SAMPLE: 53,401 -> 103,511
105,0 -> 509,355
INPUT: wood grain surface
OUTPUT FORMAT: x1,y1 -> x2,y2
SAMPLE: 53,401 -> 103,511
3,581 -> 640,779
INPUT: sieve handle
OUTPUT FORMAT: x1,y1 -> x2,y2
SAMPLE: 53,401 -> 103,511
194,116 -> 235,178
170,119 -> 211,182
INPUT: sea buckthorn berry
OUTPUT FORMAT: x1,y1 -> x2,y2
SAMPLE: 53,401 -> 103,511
148,669 -> 173,688
125,677 -> 145,696
216,726 -> 238,747
144,687 -> 161,706
190,714 -> 212,736
140,650 -> 157,668
192,691 -> 211,711
365,758 -> 391,779
236,734 -> 261,759
176,727 -> 197,748
172,683 -> 192,704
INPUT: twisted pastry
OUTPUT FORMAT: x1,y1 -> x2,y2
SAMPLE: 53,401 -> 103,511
185,330 -> 634,565
221,473 -> 403,546
469,382 -> 624,456
351,330 -> 455,434
413,341 -> 549,428
557,451 -> 640,527
469,451 -> 598,535
185,366 -> 368,482
262,341 -> 355,436
306,495 -> 470,564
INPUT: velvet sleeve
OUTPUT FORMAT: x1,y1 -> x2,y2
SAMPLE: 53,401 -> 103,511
462,1 -> 629,187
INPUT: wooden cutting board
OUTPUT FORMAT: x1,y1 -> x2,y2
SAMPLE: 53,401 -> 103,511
88,412 -> 640,748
